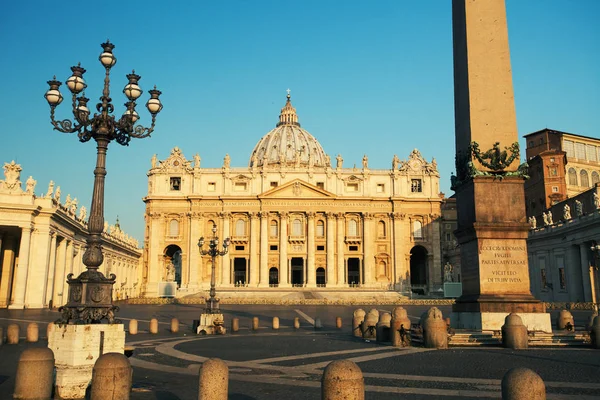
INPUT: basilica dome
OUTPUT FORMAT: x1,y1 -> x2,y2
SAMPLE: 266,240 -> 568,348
249,93 -> 330,168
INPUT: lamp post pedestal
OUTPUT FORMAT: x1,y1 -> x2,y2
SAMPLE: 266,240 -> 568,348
197,312 -> 226,335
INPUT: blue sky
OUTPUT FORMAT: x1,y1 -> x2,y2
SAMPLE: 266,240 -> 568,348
1,0 -> 598,243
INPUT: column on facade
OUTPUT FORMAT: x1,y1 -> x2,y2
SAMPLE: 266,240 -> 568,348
60,240 -> 74,306
259,212 -> 269,287
146,213 -> 162,297
44,233 -> 58,307
363,213 -> 374,286
279,212 -> 289,287
52,237 -> 68,307
221,213 -> 231,286
306,212 -> 316,287
8,226 -> 32,309
580,244 -> 593,301
187,212 -> 200,289
392,213 -> 405,289
326,212 -> 335,287
336,213 -> 345,286
0,236 -> 16,307
249,213 -> 259,286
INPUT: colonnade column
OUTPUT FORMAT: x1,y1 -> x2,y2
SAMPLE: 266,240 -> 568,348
221,212 -> 231,286
363,213 -> 374,286
336,213 -> 345,286
9,226 -> 32,309
259,212 -> 269,287
249,212 -> 259,286
392,213 -> 405,290
279,212 -> 289,287
44,232 -> 58,307
306,212 -> 316,287
580,244 -> 592,301
326,212 -> 335,287
52,237 -> 68,307
61,240 -> 74,306
0,236 -> 16,308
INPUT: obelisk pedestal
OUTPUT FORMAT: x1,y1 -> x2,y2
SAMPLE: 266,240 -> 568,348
450,0 -> 550,332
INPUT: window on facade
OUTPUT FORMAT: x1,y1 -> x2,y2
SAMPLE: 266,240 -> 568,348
575,142 -> 586,159
552,186 -> 558,193
563,140 -> 574,158
539,137 -> 544,145
559,268 -> 566,289
235,219 -> 246,236
376,183 -> 385,193
270,245 -> 278,251
270,220 -> 278,237
580,170 -> 590,187
346,183 -> 359,192
445,233 -> 451,241
568,168 -> 577,186
550,168 -> 557,176
348,219 -> 358,236
208,182 -> 216,192
270,181 -> 278,188
316,220 -> 325,237
587,145 -> 597,162
528,141 -> 534,148
349,245 -> 358,251
592,171 -> 600,186
169,219 -> 179,236
411,179 -> 422,193
541,269 -> 547,289
550,157 -> 555,163
316,182 -> 324,190
317,245 -> 325,251
234,182 -> 247,191
413,220 -> 423,239
235,245 -> 245,251
292,219 -> 302,236
170,177 -> 181,191
377,221 -> 386,237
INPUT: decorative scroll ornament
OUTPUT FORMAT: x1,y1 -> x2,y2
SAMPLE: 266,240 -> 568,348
451,141 -> 528,190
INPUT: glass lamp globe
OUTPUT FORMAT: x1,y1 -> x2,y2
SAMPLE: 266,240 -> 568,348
66,75 -> 86,94
124,83 -> 142,100
123,109 -> 139,123
45,89 -> 63,106
99,52 -> 117,67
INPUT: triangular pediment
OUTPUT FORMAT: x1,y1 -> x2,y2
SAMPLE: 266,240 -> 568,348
259,179 -> 335,199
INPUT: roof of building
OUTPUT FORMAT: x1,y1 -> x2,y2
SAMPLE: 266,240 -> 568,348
523,128 -> 600,142
248,91 -> 330,168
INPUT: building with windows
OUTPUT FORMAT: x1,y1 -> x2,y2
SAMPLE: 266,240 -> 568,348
142,94 -> 443,298
0,161 -> 142,309
524,129 -> 600,217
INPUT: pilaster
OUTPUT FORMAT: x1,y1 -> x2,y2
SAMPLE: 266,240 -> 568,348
279,212 -> 289,287
259,212 -> 269,287
249,212 -> 259,286
326,212 -> 335,287
306,212 -> 316,287
336,213 -> 345,286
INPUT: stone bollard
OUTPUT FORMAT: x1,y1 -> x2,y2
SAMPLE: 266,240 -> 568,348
376,312 -> 392,342
252,317 -> 259,331
198,358 -> 228,400
13,347 -> 55,400
314,318 -> 322,330
7,324 -> 19,344
46,322 -> 54,339
502,313 -> 528,349
361,311 -> 378,339
501,367 -> 546,400
171,318 -> 179,333
90,352 -> 133,400
321,360 -> 364,400
592,315 -> 600,349
272,317 -> 279,330
149,318 -> 159,334
352,309 -> 366,338
421,307 -> 448,349
391,307 -> 412,347
368,308 -> 379,320
294,317 -> 300,329
336,317 -> 342,329
557,310 -> 575,331
129,319 -> 138,335
26,322 -> 39,343
231,318 -> 239,333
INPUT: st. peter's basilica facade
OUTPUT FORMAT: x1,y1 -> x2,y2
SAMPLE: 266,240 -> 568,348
142,94 -> 443,297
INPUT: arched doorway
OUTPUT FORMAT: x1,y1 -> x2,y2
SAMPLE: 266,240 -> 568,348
269,267 -> 279,286
164,244 -> 182,287
347,258 -> 360,286
291,257 -> 304,286
234,258 -> 247,286
316,267 -> 326,286
410,246 -> 428,294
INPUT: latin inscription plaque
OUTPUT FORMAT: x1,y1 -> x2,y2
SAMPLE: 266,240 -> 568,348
479,239 -> 530,294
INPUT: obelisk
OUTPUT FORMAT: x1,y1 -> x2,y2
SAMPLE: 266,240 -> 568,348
451,0 -> 551,332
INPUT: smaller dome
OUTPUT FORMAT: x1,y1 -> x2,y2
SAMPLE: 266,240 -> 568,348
249,91 -> 330,168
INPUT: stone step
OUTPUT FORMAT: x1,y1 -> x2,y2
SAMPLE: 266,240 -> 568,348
410,331 -> 590,347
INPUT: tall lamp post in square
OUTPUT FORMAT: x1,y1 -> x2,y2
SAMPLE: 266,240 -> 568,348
197,224 -> 230,334
45,41 -> 163,324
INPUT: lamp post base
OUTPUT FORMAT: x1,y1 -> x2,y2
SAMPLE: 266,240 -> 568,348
196,312 -> 226,335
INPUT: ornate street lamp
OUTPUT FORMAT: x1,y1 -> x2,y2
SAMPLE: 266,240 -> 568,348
198,225 -> 230,313
46,41 -> 162,324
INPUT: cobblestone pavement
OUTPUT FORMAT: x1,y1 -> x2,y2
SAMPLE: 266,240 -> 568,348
0,304 -> 599,399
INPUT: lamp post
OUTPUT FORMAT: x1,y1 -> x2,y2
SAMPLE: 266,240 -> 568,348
45,41 -> 162,324
198,225 -> 230,313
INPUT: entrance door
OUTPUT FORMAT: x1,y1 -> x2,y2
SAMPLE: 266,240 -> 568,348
291,257 -> 304,287
316,267 -> 326,286
269,267 -> 279,286
347,258 -> 360,285
234,258 -> 247,286
410,246 -> 428,294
